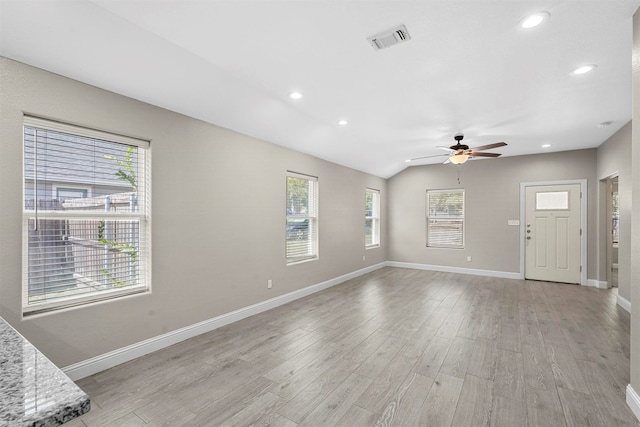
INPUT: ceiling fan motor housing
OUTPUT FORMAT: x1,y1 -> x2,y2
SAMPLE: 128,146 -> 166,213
451,133 -> 468,151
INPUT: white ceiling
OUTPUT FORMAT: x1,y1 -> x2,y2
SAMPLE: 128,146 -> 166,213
1,1 -> 638,178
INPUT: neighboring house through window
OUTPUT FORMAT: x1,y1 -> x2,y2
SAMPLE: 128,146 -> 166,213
23,116 -> 151,315
286,171 -> 318,264
426,189 -> 464,248
365,188 -> 380,248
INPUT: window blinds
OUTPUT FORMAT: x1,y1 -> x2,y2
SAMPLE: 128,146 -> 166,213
426,189 -> 464,248
23,118 -> 150,313
365,188 -> 380,247
286,172 -> 318,262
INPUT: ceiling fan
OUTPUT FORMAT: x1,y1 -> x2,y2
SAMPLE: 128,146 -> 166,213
408,133 -> 507,165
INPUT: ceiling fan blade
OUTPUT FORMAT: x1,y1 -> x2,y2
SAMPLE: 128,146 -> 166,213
409,153 -> 449,161
470,142 -> 507,151
437,146 -> 454,152
443,157 -> 451,164
469,152 -> 502,157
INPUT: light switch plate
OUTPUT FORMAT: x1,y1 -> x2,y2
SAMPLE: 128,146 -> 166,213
508,220 -> 520,226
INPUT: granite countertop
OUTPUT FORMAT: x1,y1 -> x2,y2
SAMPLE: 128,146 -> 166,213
0,317 -> 90,427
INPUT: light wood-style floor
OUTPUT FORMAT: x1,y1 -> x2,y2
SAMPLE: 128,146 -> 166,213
69,267 -> 638,426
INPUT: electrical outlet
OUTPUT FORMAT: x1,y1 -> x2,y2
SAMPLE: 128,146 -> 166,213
467,256 -> 472,262
267,279 -> 272,289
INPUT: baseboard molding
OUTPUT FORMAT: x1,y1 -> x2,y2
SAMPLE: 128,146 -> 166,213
627,384 -> 640,422
62,262 -> 387,380
386,261 -> 520,280
586,279 -> 608,289
617,294 -> 631,313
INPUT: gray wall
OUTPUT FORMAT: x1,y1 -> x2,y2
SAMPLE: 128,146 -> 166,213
630,7 -> 640,403
388,150 -> 598,278
596,122 -> 632,301
0,57 -> 388,367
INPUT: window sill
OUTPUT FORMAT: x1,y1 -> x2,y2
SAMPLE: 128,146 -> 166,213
366,244 -> 380,250
286,256 -> 318,266
23,286 -> 149,318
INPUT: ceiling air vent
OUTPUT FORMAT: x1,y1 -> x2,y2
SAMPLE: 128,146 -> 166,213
367,24 -> 411,51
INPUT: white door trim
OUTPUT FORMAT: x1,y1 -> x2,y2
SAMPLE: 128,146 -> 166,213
519,179 -> 587,286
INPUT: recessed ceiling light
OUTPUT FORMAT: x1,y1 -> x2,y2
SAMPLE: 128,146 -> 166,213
541,144 -> 551,148
598,121 -> 612,128
570,64 -> 597,76
520,12 -> 549,29
338,120 -> 348,126
405,159 -> 412,163
289,91 -> 303,99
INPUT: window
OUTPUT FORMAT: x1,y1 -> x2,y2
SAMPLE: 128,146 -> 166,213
23,116 -> 150,315
536,191 -> 569,210
286,172 -> 318,263
55,187 -> 89,202
365,188 -> 380,248
426,189 -> 464,248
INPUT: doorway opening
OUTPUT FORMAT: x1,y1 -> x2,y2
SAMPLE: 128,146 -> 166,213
606,176 -> 619,288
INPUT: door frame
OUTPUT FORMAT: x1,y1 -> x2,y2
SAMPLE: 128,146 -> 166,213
519,179 -> 587,286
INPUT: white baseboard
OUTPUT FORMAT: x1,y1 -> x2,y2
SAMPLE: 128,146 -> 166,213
586,279 -> 608,289
627,384 -> 640,422
62,262 -> 387,380
386,261 -> 521,280
617,294 -> 631,313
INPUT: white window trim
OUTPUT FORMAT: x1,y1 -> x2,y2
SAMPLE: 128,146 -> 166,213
24,115 -> 149,148
22,117 -> 151,316
286,171 -> 319,265
426,189 -> 465,249
365,188 -> 381,249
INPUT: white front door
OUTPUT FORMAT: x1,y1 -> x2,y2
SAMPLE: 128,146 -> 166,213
525,184 -> 581,284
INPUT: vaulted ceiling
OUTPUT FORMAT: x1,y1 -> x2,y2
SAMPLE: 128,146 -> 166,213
1,1 -> 638,178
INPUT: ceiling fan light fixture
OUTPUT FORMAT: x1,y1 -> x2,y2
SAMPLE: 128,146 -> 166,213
520,12 -> 549,29
449,154 -> 469,164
